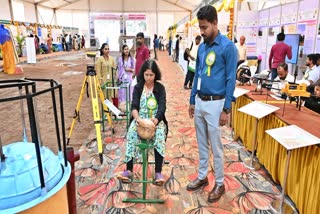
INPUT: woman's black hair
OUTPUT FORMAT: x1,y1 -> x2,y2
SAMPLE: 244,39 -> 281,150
137,59 -> 161,83
99,43 -> 108,56
121,44 -> 132,66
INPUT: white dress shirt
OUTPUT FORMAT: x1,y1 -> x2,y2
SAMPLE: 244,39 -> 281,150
236,43 -> 247,61
271,73 -> 295,95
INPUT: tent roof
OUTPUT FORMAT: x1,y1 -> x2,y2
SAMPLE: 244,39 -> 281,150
22,0 -> 202,12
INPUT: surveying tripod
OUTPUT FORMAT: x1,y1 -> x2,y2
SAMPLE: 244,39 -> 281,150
67,64 -> 112,163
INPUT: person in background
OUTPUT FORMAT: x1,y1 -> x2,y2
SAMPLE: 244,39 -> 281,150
40,42 -> 48,54
236,35 -> 247,67
268,32 -> 292,80
271,62 -> 294,95
316,53 -> 320,67
153,34 -> 159,60
175,36 -> 181,62
95,43 -> 117,99
47,33 -> 52,53
168,36 -> 172,56
77,34 -> 81,50
184,35 -> 201,89
61,34 -> 67,51
159,36 -> 162,51
187,5 -> 237,203
117,59 -> 168,186
73,35 -> 78,50
304,80 -> 320,114
81,35 -> 85,48
162,37 -> 166,51
33,34 -> 40,54
301,54 -> 320,85
68,34 -> 72,51
171,35 -> 177,61
135,32 -> 150,77
118,44 -> 135,104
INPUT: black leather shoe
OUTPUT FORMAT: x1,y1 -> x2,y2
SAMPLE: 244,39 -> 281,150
186,177 -> 208,191
208,184 -> 225,203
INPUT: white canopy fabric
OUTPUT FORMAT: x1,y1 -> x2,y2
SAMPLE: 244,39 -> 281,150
21,0 -> 299,12
22,0 -> 203,12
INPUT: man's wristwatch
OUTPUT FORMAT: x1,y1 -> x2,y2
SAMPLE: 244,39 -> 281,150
223,108 -> 231,114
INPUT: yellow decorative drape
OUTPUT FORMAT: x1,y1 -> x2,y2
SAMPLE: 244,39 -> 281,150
215,0 -> 245,40
0,41 -> 16,74
232,96 -> 320,214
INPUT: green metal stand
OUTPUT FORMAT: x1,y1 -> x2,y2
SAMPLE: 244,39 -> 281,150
101,81 -> 131,131
123,139 -> 165,204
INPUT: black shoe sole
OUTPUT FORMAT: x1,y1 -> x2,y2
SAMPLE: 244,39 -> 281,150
153,180 -> 164,186
186,181 -> 208,191
116,175 -> 132,183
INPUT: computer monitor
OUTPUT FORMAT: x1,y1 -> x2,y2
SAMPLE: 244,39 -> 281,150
283,34 -> 300,64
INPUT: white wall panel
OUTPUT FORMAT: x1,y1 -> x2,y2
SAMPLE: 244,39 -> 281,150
146,11 -> 187,37
38,6 -> 54,24
158,13 -> 174,37
56,10 -> 88,34
72,11 -> 89,32
56,10 -> 73,27
24,2 -> 37,23
12,0 -> 25,21
0,0 -> 11,20
146,12 -> 157,38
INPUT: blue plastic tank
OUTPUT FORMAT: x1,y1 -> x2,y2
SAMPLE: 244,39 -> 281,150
0,142 -> 63,210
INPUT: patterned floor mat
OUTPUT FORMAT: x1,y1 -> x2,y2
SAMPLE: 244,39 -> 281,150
75,52 -> 298,214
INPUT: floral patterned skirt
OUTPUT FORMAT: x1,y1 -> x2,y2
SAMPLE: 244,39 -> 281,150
125,119 -> 167,163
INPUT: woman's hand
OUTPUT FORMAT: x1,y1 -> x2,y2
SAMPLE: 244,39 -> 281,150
125,67 -> 133,73
135,117 -> 141,124
150,118 -> 158,126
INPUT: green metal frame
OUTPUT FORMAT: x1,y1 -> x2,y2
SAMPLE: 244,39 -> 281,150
101,81 -> 131,131
123,139 -> 165,204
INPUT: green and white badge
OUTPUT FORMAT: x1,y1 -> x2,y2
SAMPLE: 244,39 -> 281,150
146,97 -> 158,118
205,51 -> 216,76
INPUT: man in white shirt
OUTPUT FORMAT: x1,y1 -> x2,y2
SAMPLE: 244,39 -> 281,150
183,35 -> 201,89
302,54 -> 320,85
236,35 -> 247,67
171,35 -> 177,62
271,62 -> 294,95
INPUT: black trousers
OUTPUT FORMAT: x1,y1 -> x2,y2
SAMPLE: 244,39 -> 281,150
175,49 -> 179,62
127,148 -> 164,173
184,69 -> 195,87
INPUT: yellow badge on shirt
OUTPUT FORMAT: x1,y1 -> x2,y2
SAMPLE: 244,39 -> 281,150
205,51 -> 216,76
146,97 -> 158,118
